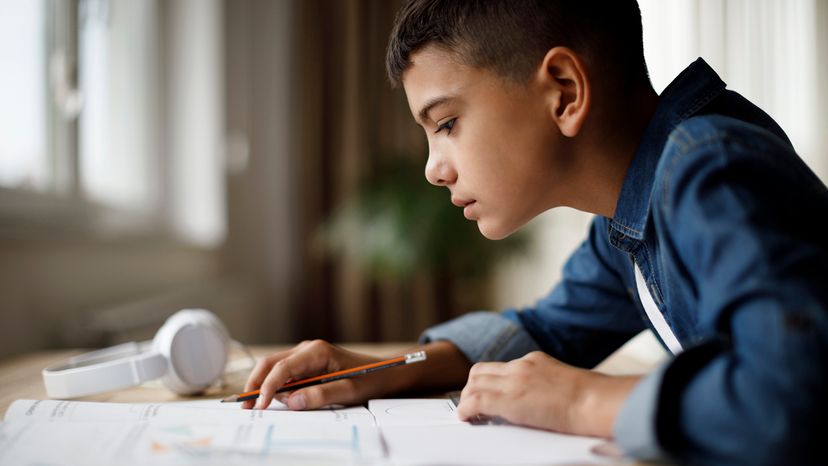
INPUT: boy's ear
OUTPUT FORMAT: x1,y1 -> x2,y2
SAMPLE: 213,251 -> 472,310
537,47 -> 591,138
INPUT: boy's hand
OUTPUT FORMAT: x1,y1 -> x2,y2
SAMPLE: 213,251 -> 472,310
456,351 -> 641,437
242,340 -> 393,411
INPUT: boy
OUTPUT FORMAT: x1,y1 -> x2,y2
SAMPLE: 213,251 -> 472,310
244,1 -> 828,464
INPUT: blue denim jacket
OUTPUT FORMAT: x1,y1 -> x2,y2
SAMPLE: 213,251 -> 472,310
420,58 -> 828,465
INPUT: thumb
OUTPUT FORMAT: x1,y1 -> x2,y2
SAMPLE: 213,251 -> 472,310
286,380 -> 359,410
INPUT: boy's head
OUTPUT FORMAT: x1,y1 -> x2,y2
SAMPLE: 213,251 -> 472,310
386,0 -> 649,91
386,0 -> 653,240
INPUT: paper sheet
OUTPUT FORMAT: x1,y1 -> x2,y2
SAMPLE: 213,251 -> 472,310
1,399 -> 383,466
369,398 -> 461,426
2,398 -> 614,465
5,398 -> 375,426
369,399 -> 610,466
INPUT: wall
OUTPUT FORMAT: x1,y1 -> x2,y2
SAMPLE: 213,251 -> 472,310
222,0 -> 300,344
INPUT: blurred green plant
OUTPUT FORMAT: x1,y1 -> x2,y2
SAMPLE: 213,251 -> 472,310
317,156 -> 530,281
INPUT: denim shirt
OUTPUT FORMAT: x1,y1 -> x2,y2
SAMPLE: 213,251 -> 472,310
420,58 -> 828,465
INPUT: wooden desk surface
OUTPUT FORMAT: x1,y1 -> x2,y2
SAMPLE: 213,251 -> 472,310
0,341 -> 655,415
0,343 -> 414,415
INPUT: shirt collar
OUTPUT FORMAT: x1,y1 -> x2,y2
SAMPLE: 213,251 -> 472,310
609,58 -> 726,240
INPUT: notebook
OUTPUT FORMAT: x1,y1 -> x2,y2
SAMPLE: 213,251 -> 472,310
1,398 -> 610,465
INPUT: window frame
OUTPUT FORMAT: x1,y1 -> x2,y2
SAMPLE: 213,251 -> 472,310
0,0 -> 173,240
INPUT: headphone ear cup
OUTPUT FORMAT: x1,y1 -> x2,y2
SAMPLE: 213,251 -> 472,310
153,309 -> 230,395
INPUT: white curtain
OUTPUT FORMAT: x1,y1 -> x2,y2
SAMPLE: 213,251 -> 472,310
639,0 -> 827,181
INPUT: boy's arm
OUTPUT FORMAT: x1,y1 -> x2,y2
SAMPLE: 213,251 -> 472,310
421,216 -> 647,368
244,219 -> 646,413
243,339 -> 472,411
414,217 -> 655,437
616,118 -> 828,464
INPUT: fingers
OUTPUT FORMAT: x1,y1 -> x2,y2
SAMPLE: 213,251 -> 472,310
457,353 -> 580,431
468,361 -> 509,377
242,350 -> 291,409
257,345 -> 331,409
239,340 -> 382,411
243,340 -> 320,393
458,368 -> 506,419
285,379 -> 360,411
244,349 -> 296,393
242,340 -> 334,410
457,360 -> 526,422
456,385 -> 505,421
256,358 -> 298,409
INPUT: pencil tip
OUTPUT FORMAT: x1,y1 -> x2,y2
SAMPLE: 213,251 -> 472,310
220,395 -> 237,403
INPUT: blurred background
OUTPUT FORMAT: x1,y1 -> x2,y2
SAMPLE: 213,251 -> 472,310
0,0 -> 826,358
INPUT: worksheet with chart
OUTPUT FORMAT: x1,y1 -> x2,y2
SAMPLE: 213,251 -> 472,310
1,399 -> 385,466
2,398 -> 611,465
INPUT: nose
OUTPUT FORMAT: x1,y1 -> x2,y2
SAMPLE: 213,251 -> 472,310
424,150 -> 457,187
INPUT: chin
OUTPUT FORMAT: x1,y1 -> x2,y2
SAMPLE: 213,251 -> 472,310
476,219 -> 516,240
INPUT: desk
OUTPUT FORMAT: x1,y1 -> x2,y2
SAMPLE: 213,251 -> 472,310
0,343 -> 656,465
0,342 -> 656,414
0,343 -> 416,414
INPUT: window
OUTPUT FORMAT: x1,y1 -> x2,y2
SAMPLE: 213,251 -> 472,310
79,0 -> 160,212
0,0 -> 226,247
0,1 -> 49,191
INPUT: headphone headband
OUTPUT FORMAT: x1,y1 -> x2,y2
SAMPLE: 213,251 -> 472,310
41,309 -> 230,398
42,342 -> 167,398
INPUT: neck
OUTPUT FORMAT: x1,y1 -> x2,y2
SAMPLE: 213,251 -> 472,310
567,87 -> 659,218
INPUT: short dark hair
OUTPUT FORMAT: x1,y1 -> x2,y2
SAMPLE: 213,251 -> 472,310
386,0 -> 650,91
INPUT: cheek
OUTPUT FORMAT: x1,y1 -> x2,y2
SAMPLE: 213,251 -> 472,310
449,129 -> 501,187
458,118 -> 524,180
477,121 -> 556,202
455,104 -> 562,233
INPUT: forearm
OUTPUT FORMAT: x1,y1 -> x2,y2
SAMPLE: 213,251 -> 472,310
388,340 -> 642,436
387,340 -> 472,394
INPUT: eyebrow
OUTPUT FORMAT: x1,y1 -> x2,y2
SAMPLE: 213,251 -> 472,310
416,95 -> 456,125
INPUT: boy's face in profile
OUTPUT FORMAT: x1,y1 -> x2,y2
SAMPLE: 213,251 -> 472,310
402,46 -> 577,240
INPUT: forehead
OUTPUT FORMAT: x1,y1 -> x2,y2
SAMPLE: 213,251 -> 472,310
401,46 -> 486,123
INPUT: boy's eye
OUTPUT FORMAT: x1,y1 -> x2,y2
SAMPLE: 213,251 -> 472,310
435,118 -> 456,135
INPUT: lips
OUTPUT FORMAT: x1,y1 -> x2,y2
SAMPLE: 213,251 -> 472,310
450,197 -> 477,220
451,197 -> 475,207
462,201 -> 476,219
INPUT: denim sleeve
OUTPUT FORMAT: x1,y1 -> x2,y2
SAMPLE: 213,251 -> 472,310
641,117 -> 828,465
419,311 -> 542,363
613,363 -> 669,460
614,340 -> 726,462
420,217 -> 647,367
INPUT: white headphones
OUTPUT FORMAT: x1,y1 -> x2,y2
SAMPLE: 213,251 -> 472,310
42,309 -> 232,398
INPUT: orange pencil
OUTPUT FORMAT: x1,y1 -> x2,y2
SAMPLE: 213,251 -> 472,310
221,351 -> 427,403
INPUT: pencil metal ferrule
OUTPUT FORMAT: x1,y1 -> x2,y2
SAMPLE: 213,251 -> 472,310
405,351 -> 427,364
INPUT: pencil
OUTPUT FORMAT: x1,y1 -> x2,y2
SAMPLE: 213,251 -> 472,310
221,350 -> 427,403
